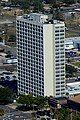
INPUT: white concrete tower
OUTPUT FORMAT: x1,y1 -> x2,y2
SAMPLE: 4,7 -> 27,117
16,13 -> 65,97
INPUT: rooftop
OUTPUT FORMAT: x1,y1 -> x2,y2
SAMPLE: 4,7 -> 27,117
66,81 -> 80,95
69,94 -> 80,103
17,13 -> 64,24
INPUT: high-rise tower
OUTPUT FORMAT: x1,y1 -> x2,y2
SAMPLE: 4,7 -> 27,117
16,13 -> 65,97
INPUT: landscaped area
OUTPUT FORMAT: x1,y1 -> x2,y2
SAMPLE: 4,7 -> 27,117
73,62 -> 80,68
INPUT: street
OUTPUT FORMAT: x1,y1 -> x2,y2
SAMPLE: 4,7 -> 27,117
0,105 -> 32,120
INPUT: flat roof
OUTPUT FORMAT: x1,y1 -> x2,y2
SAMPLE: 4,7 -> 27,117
65,37 -> 80,42
69,94 -> 80,103
17,13 -> 64,24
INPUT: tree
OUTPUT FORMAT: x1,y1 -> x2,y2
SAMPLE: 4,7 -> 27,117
0,87 -> 15,104
19,0 -> 43,12
17,95 -> 50,111
8,35 -> 16,42
48,0 -> 56,4
77,0 -> 80,3
66,64 -> 77,77
73,116 -> 80,120
33,0 -> 44,12
21,0 -> 31,12
61,0 -> 75,4
8,0 -> 19,4
59,108 -> 70,120
17,94 -> 33,106
34,96 -> 45,109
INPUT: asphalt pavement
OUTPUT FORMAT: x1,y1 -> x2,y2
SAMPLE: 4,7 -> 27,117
0,105 -> 33,120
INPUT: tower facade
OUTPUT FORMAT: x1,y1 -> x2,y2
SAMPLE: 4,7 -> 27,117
16,13 -> 65,97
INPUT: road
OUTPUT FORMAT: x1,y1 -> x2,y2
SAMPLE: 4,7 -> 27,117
0,105 -> 33,120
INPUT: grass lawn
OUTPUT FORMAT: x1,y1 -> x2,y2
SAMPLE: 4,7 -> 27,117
65,31 -> 79,38
73,62 -> 80,67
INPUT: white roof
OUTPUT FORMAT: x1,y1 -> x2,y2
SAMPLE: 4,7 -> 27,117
66,82 -> 80,95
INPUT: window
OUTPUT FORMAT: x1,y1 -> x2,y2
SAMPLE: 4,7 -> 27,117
61,89 -> 65,91
55,41 -> 59,44
56,75 -> 59,77
56,89 -> 60,91
55,34 -> 59,36
55,30 -> 59,32
56,82 -> 60,84
60,33 -> 64,36
56,93 -> 60,95
56,86 -> 60,88
60,37 -> 64,39
60,26 -> 64,28
55,27 -> 59,29
60,30 -> 64,32
55,37 -> 59,40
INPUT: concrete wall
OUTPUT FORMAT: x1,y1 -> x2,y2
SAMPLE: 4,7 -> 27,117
43,24 -> 56,97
